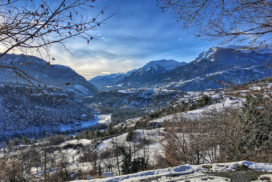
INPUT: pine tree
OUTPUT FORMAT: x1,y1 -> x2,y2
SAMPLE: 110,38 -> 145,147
240,95 -> 272,159
121,147 -> 132,174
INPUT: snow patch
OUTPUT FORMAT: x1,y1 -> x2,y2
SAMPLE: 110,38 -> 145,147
70,161 -> 272,182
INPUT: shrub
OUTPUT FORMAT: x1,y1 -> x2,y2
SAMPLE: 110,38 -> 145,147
62,143 -> 84,150
0,158 -> 24,181
48,134 -> 65,145
126,130 -> 137,142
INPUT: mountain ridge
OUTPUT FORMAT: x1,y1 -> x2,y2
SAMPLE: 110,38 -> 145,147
154,47 -> 272,90
90,59 -> 186,89
91,47 -> 272,91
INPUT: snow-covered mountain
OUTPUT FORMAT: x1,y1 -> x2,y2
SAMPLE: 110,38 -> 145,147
90,59 -> 186,90
0,54 -> 97,97
91,47 -> 272,91
157,47 -> 272,90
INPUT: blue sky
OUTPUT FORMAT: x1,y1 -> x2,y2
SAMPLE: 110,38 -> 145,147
52,0 -> 216,79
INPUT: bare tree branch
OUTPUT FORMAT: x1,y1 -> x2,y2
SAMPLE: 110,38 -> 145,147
157,0 -> 272,48
0,0 -> 112,84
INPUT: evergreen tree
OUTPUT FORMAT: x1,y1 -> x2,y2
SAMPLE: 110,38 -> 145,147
121,147 -> 148,175
121,147 -> 132,174
240,95 -> 272,159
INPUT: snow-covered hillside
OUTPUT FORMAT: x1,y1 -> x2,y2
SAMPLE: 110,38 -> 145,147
0,53 -> 97,97
0,83 -> 98,140
148,97 -> 243,125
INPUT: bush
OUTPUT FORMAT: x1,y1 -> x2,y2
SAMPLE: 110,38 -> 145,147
126,130 -> 137,142
0,158 -> 24,181
62,143 -> 83,150
48,134 -> 65,145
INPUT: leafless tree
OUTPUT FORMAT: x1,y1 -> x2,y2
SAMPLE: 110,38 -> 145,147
0,157 -> 25,181
160,111 -> 243,166
157,0 -> 272,47
161,118 -> 210,166
160,104 -> 272,167
111,139 -> 122,175
0,0 -> 111,82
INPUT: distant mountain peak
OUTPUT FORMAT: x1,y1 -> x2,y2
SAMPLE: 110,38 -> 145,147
90,59 -> 187,89
194,46 -> 272,64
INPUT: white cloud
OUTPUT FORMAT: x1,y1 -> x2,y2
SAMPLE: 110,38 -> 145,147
50,44 -> 138,80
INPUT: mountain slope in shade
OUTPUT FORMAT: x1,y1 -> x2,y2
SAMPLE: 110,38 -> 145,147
90,59 -> 186,90
0,54 -> 97,96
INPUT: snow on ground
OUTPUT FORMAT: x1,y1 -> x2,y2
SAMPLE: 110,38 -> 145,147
250,86 -> 262,91
59,114 -> 111,133
98,114 -> 112,125
73,173 -> 230,182
149,97 -> 243,124
69,161 -> 272,182
47,128 -> 166,176
253,174 -> 272,182
60,139 -> 94,147
183,97 -> 243,119
96,128 -> 165,159
114,117 -> 142,129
